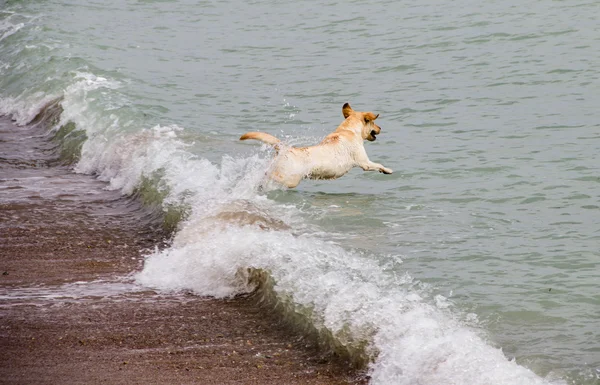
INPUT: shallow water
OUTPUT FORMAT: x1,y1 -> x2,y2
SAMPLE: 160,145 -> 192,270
1,0 -> 599,383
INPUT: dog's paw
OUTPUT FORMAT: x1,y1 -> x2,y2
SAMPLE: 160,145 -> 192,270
380,167 -> 393,174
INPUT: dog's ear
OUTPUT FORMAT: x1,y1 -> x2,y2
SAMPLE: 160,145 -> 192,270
342,103 -> 353,118
364,112 -> 379,122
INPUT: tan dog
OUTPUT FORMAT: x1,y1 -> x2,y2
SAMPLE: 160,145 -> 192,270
240,103 -> 393,188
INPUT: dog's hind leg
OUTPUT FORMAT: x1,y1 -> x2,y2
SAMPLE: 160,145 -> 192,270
284,179 -> 302,188
280,175 -> 303,188
270,171 -> 302,188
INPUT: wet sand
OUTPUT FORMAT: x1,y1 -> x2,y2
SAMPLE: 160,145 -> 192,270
0,116 -> 367,385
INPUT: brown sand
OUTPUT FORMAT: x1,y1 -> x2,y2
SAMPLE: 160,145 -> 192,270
0,117 -> 367,385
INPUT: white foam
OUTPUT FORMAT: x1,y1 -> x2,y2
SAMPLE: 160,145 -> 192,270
0,92 -> 60,126
0,20 -> 23,42
137,206 -> 560,385
0,279 -> 144,304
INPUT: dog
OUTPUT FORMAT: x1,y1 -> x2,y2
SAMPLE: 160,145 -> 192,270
240,103 -> 393,188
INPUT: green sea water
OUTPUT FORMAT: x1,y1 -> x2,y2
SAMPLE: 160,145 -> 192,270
1,0 -> 599,383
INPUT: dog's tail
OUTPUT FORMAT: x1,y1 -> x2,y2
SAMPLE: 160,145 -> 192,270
239,132 -> 281,146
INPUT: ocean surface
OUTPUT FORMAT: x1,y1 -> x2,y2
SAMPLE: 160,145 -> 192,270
1,0 -> 599,383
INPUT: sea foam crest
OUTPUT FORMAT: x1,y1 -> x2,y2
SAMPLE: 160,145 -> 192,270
137,199 -> 561,385
0,92 -> 60,126
0,18 -> 23,42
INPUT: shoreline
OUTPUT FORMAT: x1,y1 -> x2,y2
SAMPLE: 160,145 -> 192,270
0,116 -> 367,385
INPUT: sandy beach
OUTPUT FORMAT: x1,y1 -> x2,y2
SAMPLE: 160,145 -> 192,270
0,116 -> 366,385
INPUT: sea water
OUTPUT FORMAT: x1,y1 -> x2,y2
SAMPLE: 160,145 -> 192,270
1,0 -> 599,383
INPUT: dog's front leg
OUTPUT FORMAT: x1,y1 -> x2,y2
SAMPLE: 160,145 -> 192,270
359,160 -> 393,174
354,148 -> 393,174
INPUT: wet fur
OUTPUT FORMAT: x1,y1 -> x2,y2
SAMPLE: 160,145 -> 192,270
240,103 -> 393,188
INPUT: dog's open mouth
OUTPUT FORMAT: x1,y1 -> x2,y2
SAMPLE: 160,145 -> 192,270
370,130 -> 377,140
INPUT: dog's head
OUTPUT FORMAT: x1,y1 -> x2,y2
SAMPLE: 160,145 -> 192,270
342,103 -> 381,141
